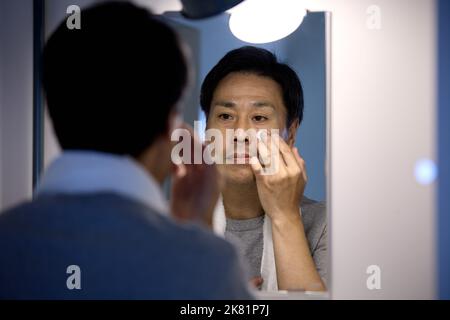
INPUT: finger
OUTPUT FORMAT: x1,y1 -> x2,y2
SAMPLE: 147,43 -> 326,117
258,141 -> 272,167
250,156 -> 264,179
293,147 -> 305,169
274,133 -> 299,172
174,163 -> 187,178
257,131 -> 276,166
293,147 -> 308,181
259,130 -> 285,176
256,132 -> 271,167
269,131 -> 287,176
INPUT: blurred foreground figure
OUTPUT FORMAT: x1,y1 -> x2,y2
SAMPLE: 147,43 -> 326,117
0,1 -> 252,299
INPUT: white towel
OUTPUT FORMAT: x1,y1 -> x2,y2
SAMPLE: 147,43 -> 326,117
212,196 -> 278,291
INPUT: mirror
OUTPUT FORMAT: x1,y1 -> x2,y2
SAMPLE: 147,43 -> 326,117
163,12 -> 330,299
41,1 -> 330,299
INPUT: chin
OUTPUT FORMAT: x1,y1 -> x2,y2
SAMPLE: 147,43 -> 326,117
219,164 -> 255,185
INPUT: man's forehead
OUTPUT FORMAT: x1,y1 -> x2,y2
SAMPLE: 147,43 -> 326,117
213,100 -> 276,109
219,71 -> 279,86
210,72 -> 286,113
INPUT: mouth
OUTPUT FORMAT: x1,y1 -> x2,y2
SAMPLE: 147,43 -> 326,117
223,153 -> 253,165
232,154 -> 250,159
224,145 -> 256,163
225,152 -> 251,159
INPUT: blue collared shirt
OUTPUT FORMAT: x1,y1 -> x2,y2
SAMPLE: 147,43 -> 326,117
0,151 -> 254,299
36,151 -> 169,215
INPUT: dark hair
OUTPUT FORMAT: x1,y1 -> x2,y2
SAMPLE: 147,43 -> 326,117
200,46 -> 303,127
43,2 -> 187,157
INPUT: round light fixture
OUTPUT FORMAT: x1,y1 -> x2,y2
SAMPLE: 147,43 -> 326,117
228,0 -> 307,44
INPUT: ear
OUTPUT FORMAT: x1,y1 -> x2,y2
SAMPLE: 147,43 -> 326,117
164,110 -> 182,140
286,119 -> 299,147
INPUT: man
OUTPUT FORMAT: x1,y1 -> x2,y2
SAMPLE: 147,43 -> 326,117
201,46 -> 327,291
0,2 -> 252,299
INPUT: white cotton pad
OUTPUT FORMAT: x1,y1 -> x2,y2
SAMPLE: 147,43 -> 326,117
256,130 -> 268,141
256,129 -> 288,141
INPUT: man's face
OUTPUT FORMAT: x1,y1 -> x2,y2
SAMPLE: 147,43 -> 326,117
206,72 -> 292,185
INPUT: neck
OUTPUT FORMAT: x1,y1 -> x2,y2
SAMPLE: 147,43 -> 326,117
222,181 -> 264,220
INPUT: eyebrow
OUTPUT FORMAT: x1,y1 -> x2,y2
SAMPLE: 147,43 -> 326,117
252,101 -> 275,109
213,101 -> 236,108
213,101 -> 275,109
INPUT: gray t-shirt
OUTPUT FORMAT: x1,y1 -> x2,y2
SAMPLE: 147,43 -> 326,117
225,196 -> 328,282
225,215 -> 265,279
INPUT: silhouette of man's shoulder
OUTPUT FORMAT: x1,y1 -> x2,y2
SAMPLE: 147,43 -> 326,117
0,193 -> 252,299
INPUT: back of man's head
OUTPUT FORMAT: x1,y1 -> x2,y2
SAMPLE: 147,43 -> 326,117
43,1 -> 187,158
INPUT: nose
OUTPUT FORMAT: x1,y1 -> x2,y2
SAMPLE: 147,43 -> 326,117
232,118 -> 253,144
233,130 -> 250,144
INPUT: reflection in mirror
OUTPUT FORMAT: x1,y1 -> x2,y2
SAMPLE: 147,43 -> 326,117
162,11 -> 330,297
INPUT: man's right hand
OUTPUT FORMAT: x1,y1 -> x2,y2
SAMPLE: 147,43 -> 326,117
170,123 -> 222,228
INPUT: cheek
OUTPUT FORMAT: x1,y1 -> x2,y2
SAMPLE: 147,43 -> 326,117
276,115 -> 287,129
271,114 -> 289,136
257,121 -> 285,136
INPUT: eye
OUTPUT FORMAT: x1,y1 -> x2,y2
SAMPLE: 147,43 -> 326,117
218,113 -> 234,121
253,115 -> 268,122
